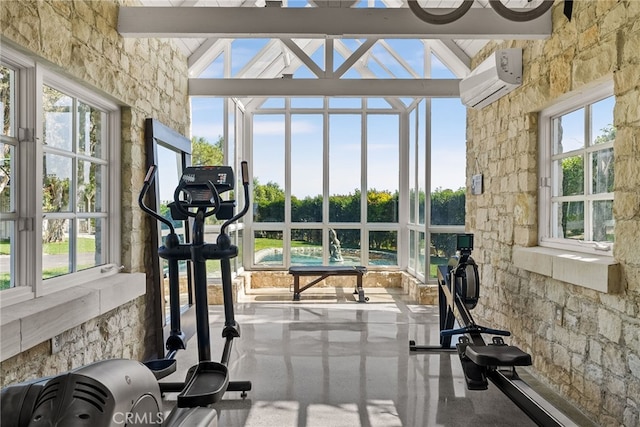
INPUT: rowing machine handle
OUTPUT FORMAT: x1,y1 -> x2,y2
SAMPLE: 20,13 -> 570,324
441,325 -> 511,337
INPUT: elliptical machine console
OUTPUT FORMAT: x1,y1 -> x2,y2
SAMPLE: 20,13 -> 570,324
178,166 -> 233,205
1,162 -> 252,427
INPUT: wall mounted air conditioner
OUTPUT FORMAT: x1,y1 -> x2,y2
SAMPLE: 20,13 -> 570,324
460,48 -> 522,109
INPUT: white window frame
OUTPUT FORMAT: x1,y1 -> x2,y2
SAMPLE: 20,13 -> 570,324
0,46 -> 121,306
1,48 -> 37,306
246,101 -> 403,270
538,81 -> 614,256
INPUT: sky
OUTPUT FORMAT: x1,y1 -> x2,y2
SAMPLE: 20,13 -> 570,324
187,37 -> 468,200
555,96 -> 615,153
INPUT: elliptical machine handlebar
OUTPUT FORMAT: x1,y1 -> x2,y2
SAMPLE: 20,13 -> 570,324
138,164 -> 176,235
221,161 -> 250,237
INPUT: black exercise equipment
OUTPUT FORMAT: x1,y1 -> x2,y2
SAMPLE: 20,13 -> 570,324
156,162 -> 252,408
410,234 -> 576,427
1,162 -> 252,427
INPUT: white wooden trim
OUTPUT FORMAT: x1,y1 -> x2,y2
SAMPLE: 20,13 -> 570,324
118,6 -> 551,39
190,78 -> 460,97
0,273 -> 146,362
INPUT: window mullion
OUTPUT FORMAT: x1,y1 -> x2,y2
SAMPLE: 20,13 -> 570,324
361,111 -> 368,266
284,105 -> 291,267
70,97 -> 78,273
32,64 -> 45,295
584,104 -> 593,241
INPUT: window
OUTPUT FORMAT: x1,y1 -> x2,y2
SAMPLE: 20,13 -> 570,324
42,85 -> 108,279
1,64 -> 17,290
249,101 -> 402,268
539,82 -> 615,254
406,98 -> 466,281
1,47 -> 120,301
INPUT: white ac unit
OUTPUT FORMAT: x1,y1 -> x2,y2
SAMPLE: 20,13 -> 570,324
460,48 -> 522,109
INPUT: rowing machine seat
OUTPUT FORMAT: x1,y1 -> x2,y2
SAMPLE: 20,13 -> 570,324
465,344 -> 532,367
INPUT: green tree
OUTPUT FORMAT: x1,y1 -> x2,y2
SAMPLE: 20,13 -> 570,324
593,125 -> 615,241
1,66 -> 11,210
292,194 -> 323,222
329,190 -> 361,222
253,178 -> 285,222
192,135 -> 224,166
559,125 -> 615,240
367,190 -> 399,223
430,187 -> 465,226
430,187 -> 465,258
42,86 -> 72,243
42,174 -> 70,242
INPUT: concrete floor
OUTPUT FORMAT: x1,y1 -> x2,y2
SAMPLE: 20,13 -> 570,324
162,287 -> 590,427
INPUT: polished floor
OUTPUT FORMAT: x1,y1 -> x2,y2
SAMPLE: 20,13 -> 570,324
162,287 -> 589,427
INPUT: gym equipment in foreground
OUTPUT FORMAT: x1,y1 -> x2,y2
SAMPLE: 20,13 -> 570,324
410,234 -> 579,427
1,162 -> 252,427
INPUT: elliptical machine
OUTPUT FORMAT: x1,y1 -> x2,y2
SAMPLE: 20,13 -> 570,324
0,162 -> 252,426
140,161 -> 252,409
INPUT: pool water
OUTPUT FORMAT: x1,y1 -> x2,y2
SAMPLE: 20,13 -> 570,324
255,251 -> 397,266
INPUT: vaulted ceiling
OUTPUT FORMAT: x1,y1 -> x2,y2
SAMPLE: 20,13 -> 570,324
119,0 -> 552,99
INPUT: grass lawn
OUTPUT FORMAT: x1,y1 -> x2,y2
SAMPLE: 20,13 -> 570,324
2,237 -> 100,256
0,274 -> 10,290
429,256 -> 448,279
0,264 -> 97,288
43,237 -> 97,255
0,237 -> 98,287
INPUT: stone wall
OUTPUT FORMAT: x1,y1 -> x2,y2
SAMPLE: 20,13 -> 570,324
248,270 -> 404,289
0,0 -> 189,383
465,2 -> 640,425
246,271 -> 438,304
0,299 -> 144,388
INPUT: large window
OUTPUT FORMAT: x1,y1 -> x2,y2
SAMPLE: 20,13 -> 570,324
190,97 -> 247,280
329,113 -> 361,223
539,82 -> 615,254
1,47 -> 120,300
406,98 -> 467,281
250,100 -> 402,268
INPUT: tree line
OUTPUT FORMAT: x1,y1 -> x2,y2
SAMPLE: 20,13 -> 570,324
191,135 -> 466,256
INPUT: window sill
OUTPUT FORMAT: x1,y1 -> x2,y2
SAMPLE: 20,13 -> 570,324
0,273 -> 146,362
513,247 -> 621,293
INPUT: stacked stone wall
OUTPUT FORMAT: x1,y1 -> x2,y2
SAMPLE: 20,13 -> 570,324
466,2 -> 640,425
0,0 -> 189,383
0,299 -> 145,388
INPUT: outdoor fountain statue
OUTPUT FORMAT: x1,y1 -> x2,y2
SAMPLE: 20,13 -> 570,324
329,228 -> 344,263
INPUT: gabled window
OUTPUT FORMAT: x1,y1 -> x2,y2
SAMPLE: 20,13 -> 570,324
539,82 -> 615,254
